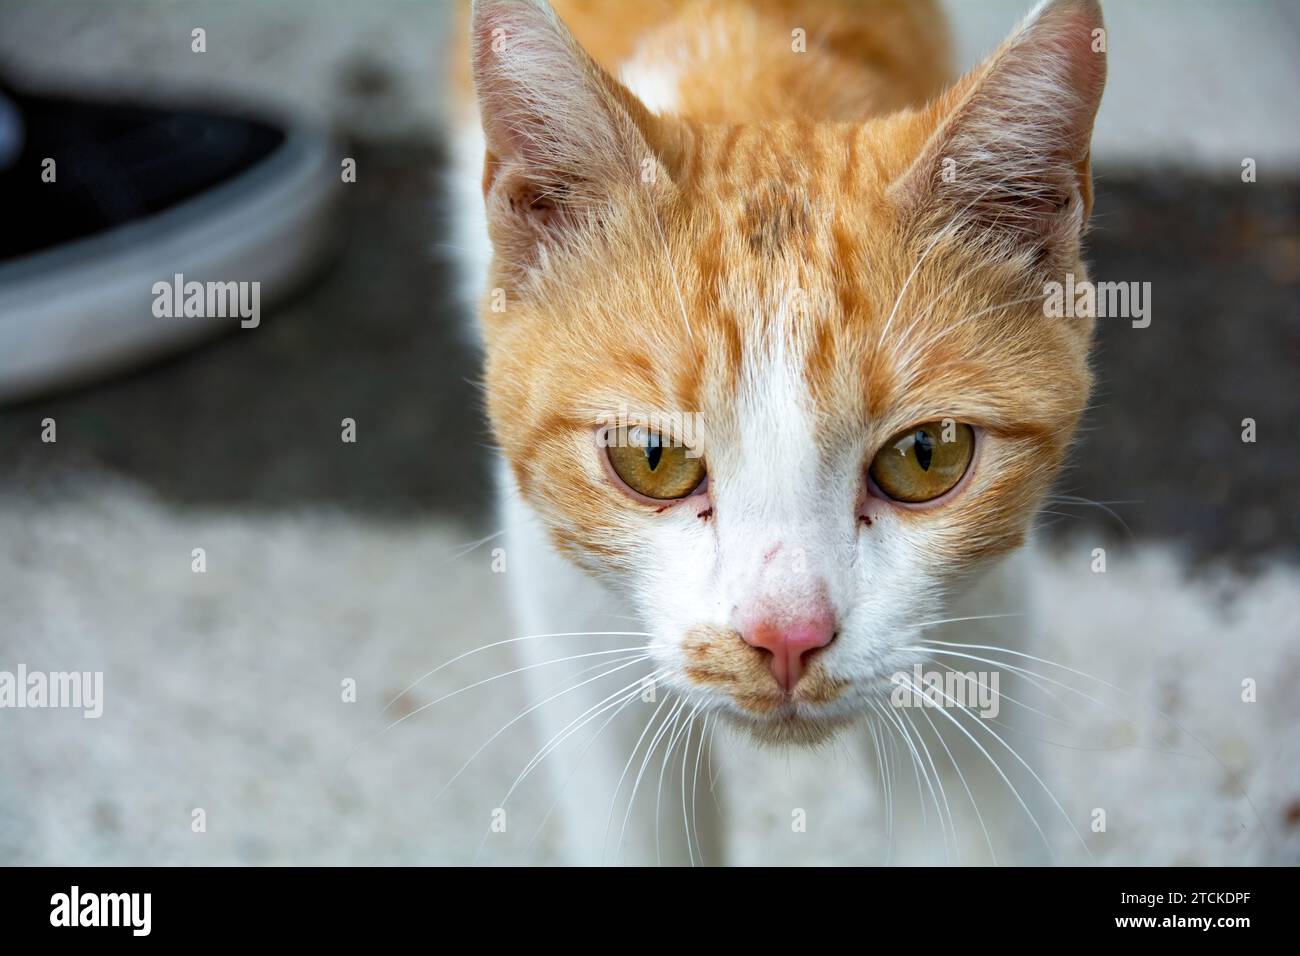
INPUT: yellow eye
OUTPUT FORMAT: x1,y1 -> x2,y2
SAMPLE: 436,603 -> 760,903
604,427 -> 706,501
869,421 -> 974,504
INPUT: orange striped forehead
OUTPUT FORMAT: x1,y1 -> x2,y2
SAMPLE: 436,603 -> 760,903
494,116 -> 1080,407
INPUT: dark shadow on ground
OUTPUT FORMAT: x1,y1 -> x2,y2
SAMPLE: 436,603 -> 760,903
0,140 -> 495,522
1068,174 -> 1298,565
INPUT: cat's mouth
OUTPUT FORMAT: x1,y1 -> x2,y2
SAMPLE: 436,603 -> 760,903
677,625 -> 855,741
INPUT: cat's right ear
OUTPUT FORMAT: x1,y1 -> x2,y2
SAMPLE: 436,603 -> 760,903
889,0 -> 1107,274
471,0 -> 668,279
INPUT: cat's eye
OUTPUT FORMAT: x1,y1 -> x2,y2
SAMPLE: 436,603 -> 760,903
869,421 -> 975,504
603,426 -> 706,501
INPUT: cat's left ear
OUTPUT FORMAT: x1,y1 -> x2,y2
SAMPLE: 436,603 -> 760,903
470,0 -> 670,278
891,0 -> 1107,270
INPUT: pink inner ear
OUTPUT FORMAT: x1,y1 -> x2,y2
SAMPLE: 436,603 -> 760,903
471,1 -> 563,166
471,0 -> 612,173
962,1 -> 1106,161
471,0 -> 659,190
470,0 -> 668,280
1030,5 -> 1108,148
889,0 -> 1106,262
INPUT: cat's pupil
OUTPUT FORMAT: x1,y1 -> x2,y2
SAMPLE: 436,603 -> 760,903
913,431 -> 933,471
645,442 -> 663,472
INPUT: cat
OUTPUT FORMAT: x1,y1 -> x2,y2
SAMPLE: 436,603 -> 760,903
452,0 -> 1106,864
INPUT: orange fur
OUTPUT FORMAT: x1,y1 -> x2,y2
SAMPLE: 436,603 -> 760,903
453,1 -> 951,120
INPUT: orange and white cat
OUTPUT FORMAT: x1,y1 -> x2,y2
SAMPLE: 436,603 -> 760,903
453,0 -> 1105,864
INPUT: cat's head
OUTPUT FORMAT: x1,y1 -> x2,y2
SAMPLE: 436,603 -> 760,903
470,0 -> 1106,742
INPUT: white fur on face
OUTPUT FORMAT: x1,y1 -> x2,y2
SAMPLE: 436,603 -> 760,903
610,297 -> 951,728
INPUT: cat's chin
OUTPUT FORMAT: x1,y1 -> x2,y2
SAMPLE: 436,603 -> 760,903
723,706 -> 857,748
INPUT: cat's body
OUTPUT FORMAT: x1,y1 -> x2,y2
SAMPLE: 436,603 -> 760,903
452,0 -> 1105,864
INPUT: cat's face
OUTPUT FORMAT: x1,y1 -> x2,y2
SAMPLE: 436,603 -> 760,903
472,0 -> 1105,743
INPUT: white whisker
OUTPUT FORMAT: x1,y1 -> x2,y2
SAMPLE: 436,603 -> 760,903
380,630 -> 651,716
902,706 -> 957,863
619,696 -> 687,864
433,655 -> 651,810
863,713 -> 891,857
902,677 -> 1055,860
914,700 -> 998,865
877,699 -> 941,855
382,645 -> 648,737
526,676 -> 658,849
906,676 -> 1090,860
689,711 -> 711,866
603,693 -> 672,865
477,668 -> 654,863
655,701 -> 697,866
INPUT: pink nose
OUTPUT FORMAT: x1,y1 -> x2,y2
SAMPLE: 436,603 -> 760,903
741,616 -> 837,692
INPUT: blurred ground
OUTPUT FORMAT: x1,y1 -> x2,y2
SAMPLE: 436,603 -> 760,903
0,0 -> 1297,865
